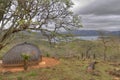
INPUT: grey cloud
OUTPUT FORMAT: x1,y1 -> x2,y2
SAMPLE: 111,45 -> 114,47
73,0 -> 120,31
78,0 -> 120,15
81,15 -> 120,31
82,15 -> 120,24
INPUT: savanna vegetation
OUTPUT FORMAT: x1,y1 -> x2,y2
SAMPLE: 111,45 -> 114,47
0,33 -> 120,80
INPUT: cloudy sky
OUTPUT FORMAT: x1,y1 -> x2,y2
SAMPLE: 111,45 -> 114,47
71,0 -> 120,31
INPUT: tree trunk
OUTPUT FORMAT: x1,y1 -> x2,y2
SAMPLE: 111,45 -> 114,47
81,53 -> 84,59
23,60 -> 28,71
103,46 -> 107,61
93,54 -> 96,59
103,53 -> 106,61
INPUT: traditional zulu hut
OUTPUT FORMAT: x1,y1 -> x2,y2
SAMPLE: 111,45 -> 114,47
2,42 -> 42,67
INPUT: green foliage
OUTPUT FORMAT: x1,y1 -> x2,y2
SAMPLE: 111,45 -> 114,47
27,71 -> 38,77
17,76 -> 23,80
21,53 -> 31,60
46,53 -> 50,57
0,0 -> 11,20
18,20 -> 26,26
61,0 -> 73,8
21,53 -> 31,71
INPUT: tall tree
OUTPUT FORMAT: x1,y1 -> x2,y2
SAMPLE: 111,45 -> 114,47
0,0 -> 82,50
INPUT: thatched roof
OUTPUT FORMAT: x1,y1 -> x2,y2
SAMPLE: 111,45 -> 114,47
2,42 -> 42,67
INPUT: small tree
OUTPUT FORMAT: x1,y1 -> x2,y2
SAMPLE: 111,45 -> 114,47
98,31 -> 110,61
81,41 -> 95,60
21,53 -> 31,71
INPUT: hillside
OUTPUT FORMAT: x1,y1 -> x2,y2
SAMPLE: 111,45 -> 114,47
0,39 -> 120,80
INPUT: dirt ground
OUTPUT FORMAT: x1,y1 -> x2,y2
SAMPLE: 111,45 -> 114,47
0,57 -> 59,72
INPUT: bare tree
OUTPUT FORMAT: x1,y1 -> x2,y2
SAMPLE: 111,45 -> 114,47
81,41 -> 95,60
0,0 -> 82,50
98,31 -> 109,61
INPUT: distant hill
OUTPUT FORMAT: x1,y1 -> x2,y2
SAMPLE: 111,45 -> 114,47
15,30 -> 120,38
66,30 -> 120,36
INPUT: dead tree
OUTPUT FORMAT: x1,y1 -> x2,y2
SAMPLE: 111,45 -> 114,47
81,41 -> 95,60
98,31 -> 109,61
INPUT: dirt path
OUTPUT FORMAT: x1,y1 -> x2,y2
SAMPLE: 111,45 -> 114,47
0,57 -> 59,72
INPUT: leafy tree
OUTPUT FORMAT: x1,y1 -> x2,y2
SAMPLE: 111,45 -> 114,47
0,0 -> 82,50
21,53 -> 31,71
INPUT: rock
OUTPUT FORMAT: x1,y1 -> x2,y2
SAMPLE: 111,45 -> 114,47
113,77 -> 120,80
0,60 -> 2,64
39,61 -> 46,65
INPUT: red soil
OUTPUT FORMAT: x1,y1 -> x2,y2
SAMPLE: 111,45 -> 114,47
0,57 -> 59,72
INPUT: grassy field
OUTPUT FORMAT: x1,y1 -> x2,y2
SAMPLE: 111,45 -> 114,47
0,36 -> 120,80
0,59 -> 116,80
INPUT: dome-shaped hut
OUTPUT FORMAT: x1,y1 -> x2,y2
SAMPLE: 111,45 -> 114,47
2,42 -> 42,67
